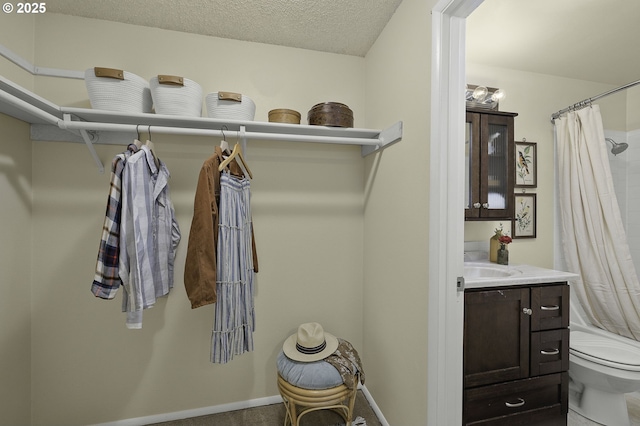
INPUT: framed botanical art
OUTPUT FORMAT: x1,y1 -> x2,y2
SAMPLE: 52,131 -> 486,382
515,141 -> 537,188
513,193 -> 536,238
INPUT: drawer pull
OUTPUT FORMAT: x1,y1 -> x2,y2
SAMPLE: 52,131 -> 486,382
505,398 -> 525,408
522,308 -> 532,316
541,305 -> 560,311
541,348 -> 560,356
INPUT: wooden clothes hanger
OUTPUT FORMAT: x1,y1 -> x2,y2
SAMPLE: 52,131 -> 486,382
218,142 -> 253,179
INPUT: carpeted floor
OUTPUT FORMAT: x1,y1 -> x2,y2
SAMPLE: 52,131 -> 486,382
147,390 -> 382,426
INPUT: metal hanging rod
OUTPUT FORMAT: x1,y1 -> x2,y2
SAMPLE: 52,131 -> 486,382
0,87 -> 387,148
551,78 -> 640,121
0,82 -> 394,146
58,119 -> 385,147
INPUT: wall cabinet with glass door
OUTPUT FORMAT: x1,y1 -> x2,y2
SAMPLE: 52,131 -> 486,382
465,109 -> 518,220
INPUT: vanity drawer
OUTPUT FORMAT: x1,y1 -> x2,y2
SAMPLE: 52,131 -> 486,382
465,405 -> 567,426
464,373 -> 568,426
531,329 -> 569,376
531,284 -> 569,331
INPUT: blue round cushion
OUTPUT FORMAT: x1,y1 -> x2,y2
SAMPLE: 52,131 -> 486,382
277,350 -> 343,390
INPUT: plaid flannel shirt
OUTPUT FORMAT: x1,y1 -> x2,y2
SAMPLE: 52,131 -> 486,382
91,147 -> 136,299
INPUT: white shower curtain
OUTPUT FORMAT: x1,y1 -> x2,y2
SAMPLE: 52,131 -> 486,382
555,105 -> 640,340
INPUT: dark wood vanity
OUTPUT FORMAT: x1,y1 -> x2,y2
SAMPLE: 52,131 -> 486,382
463,282 -> 570,425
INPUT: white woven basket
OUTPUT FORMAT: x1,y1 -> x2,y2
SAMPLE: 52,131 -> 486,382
84,67 -> 152,113
206,92 -> 256,121
150,75 -> 203,117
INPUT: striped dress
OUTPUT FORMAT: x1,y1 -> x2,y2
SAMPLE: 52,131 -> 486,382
211,172 -> 256,363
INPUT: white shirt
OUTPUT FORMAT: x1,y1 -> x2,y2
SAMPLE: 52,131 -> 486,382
119,145 -> 181,329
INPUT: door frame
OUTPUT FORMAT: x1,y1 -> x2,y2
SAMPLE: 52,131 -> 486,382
427,0 -> 483,424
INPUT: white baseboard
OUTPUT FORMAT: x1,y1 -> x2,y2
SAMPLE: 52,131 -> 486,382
360,385 -> 391,426
90,394 -> 284,426
91,385 -> 388,426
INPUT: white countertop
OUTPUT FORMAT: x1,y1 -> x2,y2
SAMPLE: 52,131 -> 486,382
463,260 -> 579,290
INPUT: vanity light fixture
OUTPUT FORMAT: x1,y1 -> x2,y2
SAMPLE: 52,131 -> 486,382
466,84 -> 506,110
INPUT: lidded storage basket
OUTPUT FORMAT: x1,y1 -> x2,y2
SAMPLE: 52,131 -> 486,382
206,91 -> 256,121
150,75 -> 203,117
307,102 -> 353,128
268,109 -> 301,124
84,67 -> 152,113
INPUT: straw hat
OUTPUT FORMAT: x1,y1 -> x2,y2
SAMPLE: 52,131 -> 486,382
283,322 -> 339,362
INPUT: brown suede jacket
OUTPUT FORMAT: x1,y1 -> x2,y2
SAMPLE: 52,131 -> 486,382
184,146 -> 258,309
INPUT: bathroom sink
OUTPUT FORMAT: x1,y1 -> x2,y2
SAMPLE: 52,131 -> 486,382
464,263 -> 522,279
462,261 -> 578,289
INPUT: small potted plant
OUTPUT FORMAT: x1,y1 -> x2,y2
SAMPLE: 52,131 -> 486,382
497,234 -> 512,265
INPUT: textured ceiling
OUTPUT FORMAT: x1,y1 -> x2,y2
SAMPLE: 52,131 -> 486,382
467,0 -> 640,86
45,0 -> 403,57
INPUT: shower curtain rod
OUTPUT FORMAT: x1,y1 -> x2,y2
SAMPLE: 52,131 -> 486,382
551,78 -> 640,121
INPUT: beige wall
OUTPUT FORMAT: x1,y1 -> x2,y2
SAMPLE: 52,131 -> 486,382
0,12 -> 35,89
0,13 -> 34,425
363,0 -> 434,423
464,63 -> 623,268
31,14 -> 367,122
2,12 -> 372,425
0,114 -> 33,425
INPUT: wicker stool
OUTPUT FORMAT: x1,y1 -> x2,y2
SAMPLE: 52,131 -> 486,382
277,373 -> 357,426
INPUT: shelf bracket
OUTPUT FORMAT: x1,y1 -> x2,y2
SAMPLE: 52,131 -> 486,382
78,129 -> 105,173
61,113 -> 105,173
361,121 -> 403,156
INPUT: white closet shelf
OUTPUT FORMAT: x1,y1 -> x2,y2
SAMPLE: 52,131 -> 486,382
0,75 -> 402,172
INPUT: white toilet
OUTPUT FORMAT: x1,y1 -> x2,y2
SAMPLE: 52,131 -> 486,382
569,296 -> 640,426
